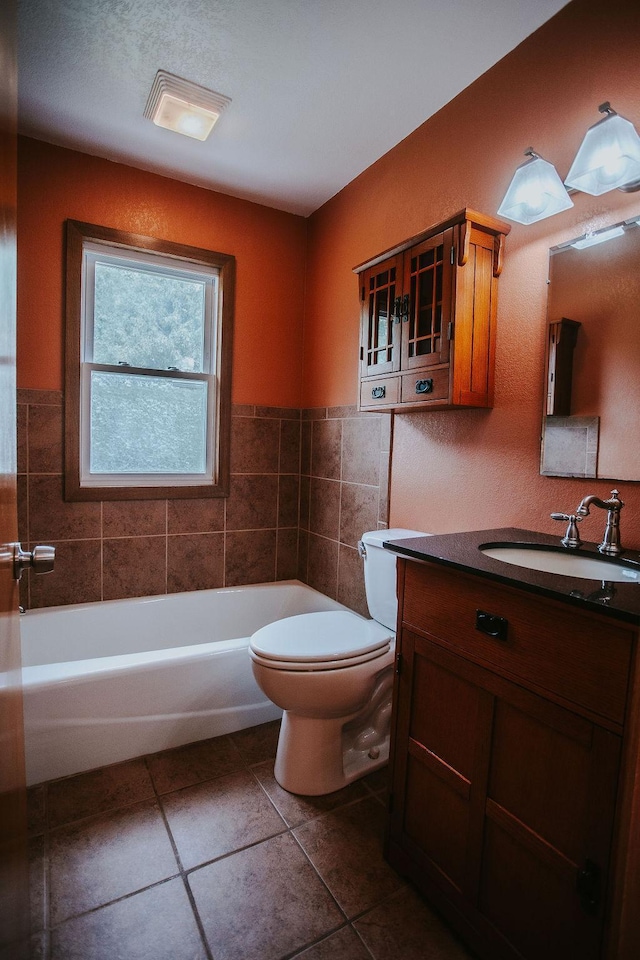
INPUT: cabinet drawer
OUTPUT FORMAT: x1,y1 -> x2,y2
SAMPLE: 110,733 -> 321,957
360,376 -> 399,408
401,560 -> 632,725
401,366 -> 449,404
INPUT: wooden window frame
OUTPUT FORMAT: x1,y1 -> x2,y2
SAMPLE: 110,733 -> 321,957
64,220 -> 235,501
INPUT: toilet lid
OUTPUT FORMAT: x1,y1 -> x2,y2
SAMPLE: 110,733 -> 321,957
249,610 -> 392,664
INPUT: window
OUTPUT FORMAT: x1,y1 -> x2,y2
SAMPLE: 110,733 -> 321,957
65,221 -> 234,500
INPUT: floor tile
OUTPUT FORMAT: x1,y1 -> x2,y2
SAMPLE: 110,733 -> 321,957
49,799 -> 178,924
361,766 -> 390,796
189,831 -> 344,960
294,795 -> 404,918
50,878 -> 208,960
290,925 -> 372,959
162,768 -> 286,870
230,719 -> 281,764
28,836 -> 46,935
47,759 -> 154,828
253,760 -> 368,828
146,734 -> 243,794
26,784 -> 47,836
354,887 -> 473,960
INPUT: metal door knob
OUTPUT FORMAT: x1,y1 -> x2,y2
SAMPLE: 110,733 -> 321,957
11,542 -> 56,581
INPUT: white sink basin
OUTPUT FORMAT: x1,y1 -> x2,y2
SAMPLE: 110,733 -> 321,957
480,545 -> 640,583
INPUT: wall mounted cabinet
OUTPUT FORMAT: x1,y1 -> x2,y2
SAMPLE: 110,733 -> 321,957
354,209 -> 510,412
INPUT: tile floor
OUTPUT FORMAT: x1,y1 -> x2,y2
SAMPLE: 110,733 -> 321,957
24,720 -> 473,960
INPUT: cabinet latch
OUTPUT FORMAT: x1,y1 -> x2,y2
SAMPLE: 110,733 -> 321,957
577,859 -> 601,916
447,321 -> 454,340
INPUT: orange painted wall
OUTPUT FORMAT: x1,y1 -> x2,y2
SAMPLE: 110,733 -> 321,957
17,138 -> 307,408
303,0 -> 640,549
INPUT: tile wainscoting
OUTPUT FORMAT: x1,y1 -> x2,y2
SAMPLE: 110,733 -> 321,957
17,391 -> 391,611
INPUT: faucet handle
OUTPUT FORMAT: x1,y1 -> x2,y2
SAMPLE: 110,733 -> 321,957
551,512 -> 582,549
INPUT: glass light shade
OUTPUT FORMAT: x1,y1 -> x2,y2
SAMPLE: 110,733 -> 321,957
153,92 -> 219,141
564,112 -> 640,195
497,153 -> 573,225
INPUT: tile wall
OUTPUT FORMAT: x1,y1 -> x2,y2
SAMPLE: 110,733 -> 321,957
298,406 -> 391,618
17,392 -> 391,611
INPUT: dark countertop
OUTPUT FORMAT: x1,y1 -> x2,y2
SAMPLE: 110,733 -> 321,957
385,528 -> 640,626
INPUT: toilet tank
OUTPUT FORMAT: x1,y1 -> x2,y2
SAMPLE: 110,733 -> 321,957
360,528 -> 429,631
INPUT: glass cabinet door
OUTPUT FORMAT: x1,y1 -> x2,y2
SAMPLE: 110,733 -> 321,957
403,229 -> 453,369
360,254 -> 403,377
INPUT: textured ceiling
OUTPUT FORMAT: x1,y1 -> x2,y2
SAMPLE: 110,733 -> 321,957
18,0 -> 569,216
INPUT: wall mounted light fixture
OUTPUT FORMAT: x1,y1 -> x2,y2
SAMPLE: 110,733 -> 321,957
497,148 -> 573,225
498,102 -> 640,225
144,70 -> 231,142
565,102 -> 640,196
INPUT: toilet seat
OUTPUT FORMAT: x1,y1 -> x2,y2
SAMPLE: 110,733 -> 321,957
249,610 -> 393,672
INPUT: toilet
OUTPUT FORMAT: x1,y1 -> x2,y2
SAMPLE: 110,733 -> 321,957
249,528 -> 427,795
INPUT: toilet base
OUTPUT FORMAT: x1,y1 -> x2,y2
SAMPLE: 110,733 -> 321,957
273,667 -> 393,796
274,712 -> 389,795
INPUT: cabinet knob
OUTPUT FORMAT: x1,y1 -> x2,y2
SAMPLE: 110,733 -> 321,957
371,386 -> 386,400
475,609 -> 508,642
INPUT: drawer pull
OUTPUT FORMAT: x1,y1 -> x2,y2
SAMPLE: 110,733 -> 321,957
415,378 -> 433,394
371,385 -> 386,399
475,610 -> 508,642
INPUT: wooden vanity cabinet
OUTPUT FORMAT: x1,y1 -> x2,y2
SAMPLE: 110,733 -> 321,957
355,209 -> 509,412
386,558 -> 640,960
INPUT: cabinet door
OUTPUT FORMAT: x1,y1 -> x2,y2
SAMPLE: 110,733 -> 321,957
359,254 -> 403,378
402,229 -> 453,370
389,632 -> 621,960
480,688 -> 620,960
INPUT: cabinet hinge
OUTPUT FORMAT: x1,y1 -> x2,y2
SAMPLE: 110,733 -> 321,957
447,321 -> 454,340
388,792 -> 394,813
450,246 -> 455,265
395,653 -> 402,675
359,346 -> 364,361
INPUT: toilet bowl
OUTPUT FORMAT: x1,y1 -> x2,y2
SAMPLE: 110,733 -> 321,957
249,528 -> 428,795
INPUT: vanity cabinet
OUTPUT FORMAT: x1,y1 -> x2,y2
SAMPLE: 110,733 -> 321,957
386,558 -> 640,960
355,209 -> 509,412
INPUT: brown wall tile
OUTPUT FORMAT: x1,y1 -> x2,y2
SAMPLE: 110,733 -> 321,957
225,530 -> 277,586
341,418 -> 381,486
278,474 -> 299,528
102,536 -> 166,600
306,534 -> 339,599
167,498 -> 225,534
340,484 -> 379,549
226,475 -> 278,530
337,544 -> 369,618
17,403 -> 27,474
300,420 -> 312,477
279,419 -> 301,475
276,529 -> 299,582
167,533 -> 224,593
230,417 -> 280,474
309,478 -> 340,540
311,419 -> 342,480
29,539 -> 102,608
28,404 -> 63,473
103,500 -> 166,538
29,475 -> 102,542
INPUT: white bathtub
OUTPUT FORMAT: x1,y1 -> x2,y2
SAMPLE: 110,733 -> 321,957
20,580 -> 349,786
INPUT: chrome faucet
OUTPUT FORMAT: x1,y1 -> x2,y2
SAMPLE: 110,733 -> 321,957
576,489 -> 624,556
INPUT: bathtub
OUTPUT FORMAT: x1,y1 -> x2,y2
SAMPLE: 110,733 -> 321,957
20,580 -> 349,786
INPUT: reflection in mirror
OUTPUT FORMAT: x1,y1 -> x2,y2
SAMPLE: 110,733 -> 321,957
542,216 -> 640,481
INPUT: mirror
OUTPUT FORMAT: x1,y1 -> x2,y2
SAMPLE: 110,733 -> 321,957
541,215 -> 640,481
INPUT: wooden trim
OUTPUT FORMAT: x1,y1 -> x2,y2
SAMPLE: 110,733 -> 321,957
353,208 -> 511,274
63,220 -> 235,502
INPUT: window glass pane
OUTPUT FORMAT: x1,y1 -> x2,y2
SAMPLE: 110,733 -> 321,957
93,263 -> 208,371
89,371 -> 208,474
